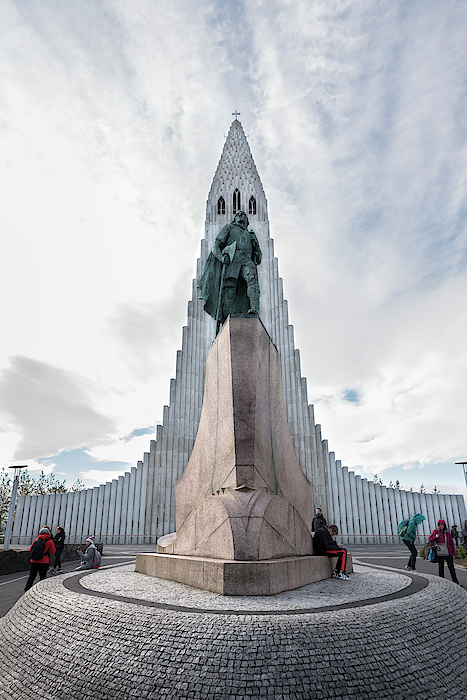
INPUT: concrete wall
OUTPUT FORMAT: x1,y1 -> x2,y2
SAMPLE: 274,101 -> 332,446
11,460 -> 149,545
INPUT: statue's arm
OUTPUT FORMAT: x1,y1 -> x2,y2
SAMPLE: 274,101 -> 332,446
212,225 -> 230,263
250,232 -> 262,265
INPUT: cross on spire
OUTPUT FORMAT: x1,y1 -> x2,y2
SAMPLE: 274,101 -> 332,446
232,110 -> 241,120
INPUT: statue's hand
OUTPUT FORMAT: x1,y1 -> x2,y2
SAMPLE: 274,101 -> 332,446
223,253 -> 230,264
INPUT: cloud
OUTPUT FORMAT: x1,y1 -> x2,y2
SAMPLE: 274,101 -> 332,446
0,356 -> 117,461
79,469 -> 128,485
1,0 -> 467,497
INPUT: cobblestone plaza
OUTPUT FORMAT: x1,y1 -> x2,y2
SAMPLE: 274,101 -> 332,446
0,562 -> 465,699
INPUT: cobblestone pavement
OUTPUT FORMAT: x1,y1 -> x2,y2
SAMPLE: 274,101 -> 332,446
0,560 -> 466,699
80,563 -> 413,609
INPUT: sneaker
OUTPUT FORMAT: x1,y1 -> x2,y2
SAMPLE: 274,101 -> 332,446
331,570 -> 339,578
404,565 -> 412,571
338,572 -> 350,580
57,569 -> 64,574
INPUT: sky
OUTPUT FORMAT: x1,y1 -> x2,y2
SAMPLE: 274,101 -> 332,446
1,0 -> 467,501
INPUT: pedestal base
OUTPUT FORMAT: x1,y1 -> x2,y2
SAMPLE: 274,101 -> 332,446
135,552 -> 353,596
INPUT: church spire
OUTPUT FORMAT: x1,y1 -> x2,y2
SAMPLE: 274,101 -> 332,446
206,120 -> 268,225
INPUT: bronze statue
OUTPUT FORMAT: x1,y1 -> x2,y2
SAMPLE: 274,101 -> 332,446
198,210 -> 262,332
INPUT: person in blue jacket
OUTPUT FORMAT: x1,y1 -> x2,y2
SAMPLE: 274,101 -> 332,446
400,513 -> 426,571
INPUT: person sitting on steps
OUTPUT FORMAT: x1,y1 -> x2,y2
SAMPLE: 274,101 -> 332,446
313,524 -> 350,580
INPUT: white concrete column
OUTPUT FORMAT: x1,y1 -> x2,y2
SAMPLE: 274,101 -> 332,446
139,452 -> 149,543
39,494 -> 50,531
44,493 -> 55,528
362,478 -> 373,543
342,467 -> 354,543
348,472 -> 360,544
100,482 -> 112,545
335,460 -> 348,544
373,483 -> 385,542
379,487 -> 392,544
11,494 -> 25,545
113,476 -> 124,543
63,492 -> 74,543
416,492 -> 430,538
328,452 -> 340,528
108,480 -> 118,545
51,492 -> 62,533
367,482 -> 379,544
126,467 -> 137,543
386,487 -> 398,544
19,495 -> 32,545
32,495 -> 44,537
119,472 -> 130,543
393,488 -> 404,531
88,487 -> 99,542
355,476 -> 366,543
82,488 -> 93,540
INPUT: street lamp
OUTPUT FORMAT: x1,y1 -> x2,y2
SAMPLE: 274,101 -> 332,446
455,462 -> 467,490
3,465 -> 28,550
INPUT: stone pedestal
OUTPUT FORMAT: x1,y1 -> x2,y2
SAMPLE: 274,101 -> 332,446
140,318 -> 325,594
136,552 -> 353,596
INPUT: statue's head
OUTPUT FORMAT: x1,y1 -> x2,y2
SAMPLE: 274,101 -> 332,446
233,210 -> 248,227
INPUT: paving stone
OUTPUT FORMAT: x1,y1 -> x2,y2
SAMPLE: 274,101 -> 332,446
0,565 -> 466,699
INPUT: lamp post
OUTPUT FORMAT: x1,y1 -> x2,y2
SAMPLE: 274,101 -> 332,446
455,462 -> 467,491
3,465 -> 28,550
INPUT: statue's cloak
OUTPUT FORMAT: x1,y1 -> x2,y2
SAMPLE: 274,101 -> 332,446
198,253 -> 250,323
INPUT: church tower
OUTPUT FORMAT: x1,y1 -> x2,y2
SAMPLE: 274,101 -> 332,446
143,118 -> 331,539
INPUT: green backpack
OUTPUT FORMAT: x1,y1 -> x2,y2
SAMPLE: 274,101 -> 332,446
397,519 -> 410,536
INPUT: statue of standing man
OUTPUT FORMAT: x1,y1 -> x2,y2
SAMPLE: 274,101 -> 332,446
198,210 -> 262,331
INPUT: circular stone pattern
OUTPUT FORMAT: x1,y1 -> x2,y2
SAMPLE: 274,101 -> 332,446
0,566 -> 466,700
79,563 -> 411,611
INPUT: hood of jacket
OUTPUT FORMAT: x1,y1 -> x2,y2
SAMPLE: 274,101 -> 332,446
37,533 -> 51,540
412,513 -> 426,525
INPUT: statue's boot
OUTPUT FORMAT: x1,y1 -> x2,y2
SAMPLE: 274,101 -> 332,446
247,282 -> 260,315
222,285 -> 236,319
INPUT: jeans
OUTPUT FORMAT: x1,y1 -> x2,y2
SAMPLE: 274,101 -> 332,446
402,539 -> 418,569
438,555 -> 459,584
52,548 -> 63,570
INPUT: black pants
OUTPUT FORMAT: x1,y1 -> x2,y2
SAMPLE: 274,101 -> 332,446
438,555 -> 459,584
24,563 -> 48,591
402,540 -> 418,569
52,548 -> 64,569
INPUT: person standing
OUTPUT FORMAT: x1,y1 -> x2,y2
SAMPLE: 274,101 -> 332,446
313,524 -> 350,580
24,527 -> 56,591
461,520 -> 467,547
312,508 -> 327,532
429,519 -> 459,584
49,526 -> 66,574
400,513 -> 426,571
451,525 -> 460,549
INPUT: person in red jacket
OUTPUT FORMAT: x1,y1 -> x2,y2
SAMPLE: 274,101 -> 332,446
428,519 -> 459,585
24,527 -> 56,592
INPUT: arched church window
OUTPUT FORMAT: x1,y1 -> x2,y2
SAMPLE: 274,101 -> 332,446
217,196 -> 225,215
233,189 -> 241,214
249,196 -> 256,215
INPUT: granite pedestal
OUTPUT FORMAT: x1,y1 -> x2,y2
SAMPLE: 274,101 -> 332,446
140,317 -> 327,594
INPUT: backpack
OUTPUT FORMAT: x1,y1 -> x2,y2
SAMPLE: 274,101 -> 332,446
397,519 -> 410,537
30,537 -> 48,561
92,549 -> 102,568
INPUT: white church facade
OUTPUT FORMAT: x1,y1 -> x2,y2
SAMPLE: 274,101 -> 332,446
11,120 -> 466,545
